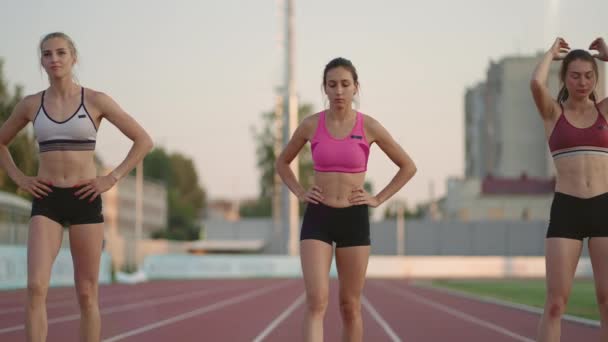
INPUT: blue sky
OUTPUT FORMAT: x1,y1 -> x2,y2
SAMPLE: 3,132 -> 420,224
1,0 -> 607,212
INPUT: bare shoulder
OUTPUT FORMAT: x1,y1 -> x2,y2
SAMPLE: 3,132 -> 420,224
84,87 -> 112,107
302,112 -> 320,125
598,96 -> 608,116
361,113 -> 384,137
361,113 -> 380,128
298,112 -> 321,139
84,88 -> 124,119
16,92 -> 44,121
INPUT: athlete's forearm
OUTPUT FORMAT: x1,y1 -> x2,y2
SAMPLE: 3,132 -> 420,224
531,51 -> 554,87
276,161 -> 306,199
374,162 -> 417,205
109,134 -> 153,181
0,145 -> 26,183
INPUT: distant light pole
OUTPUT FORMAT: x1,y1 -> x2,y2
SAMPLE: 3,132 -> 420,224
392,201 -> 406,256
135,161 -> 143,266
279,0 -> 299,256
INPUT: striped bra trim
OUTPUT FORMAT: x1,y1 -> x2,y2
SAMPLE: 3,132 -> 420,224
551,146 -> 608,159
38,139 -> 96,153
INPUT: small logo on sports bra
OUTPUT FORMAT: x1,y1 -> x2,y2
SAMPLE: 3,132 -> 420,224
78,114 -> 86,118
351,135 -> 363,140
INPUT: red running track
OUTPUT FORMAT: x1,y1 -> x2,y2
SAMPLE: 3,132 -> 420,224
0,279 -> 599,341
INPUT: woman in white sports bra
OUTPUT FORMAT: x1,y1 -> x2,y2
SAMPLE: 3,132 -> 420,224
0,32 -> 153,342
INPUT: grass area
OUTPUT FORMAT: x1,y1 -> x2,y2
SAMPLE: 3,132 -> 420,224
428,279 -> 600,321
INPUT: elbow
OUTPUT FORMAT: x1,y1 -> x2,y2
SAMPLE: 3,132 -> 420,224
409,165 -> 418,178
0,143 -> 9,156
146,137 -> 154,152
397,160 -> 417,180
275,157 -> 284,174
275,155 -> 289,177
402,161 -> 417,179
530,78 -> 542,93
140,134 -> 154,153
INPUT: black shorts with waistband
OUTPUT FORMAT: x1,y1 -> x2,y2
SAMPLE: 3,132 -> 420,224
31,185 -> 104,226
547,192 -> 608,240
300,203 -> 370,248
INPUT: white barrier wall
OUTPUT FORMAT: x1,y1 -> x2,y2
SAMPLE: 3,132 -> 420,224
0,246 -> 112,290
2,250 -> 593,288
142,254 -> 594,280
142,254 -> 337,279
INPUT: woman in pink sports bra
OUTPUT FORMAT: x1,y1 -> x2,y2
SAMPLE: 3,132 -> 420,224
531,37 -> 608,341
276,57 -> 417,342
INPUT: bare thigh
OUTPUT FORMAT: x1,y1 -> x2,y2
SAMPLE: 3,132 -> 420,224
545,238 -> 583,299
335,246 -> 370,299
28,216 -> 64,289
589,238 -> 608,307
69,223 -> 105,285
300,240 -> 334,301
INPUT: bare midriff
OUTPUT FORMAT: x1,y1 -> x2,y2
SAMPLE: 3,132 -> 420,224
554,154 -> 608,198
313,171 -> 366,208
37,150 -> 97,187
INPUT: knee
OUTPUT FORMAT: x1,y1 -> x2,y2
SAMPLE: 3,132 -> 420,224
597,292 -> 608,316
27,280 -> 48,302
339,296 -> 361,322
545,293 -> 568,319
75,279 -> 98,310
306,292 -> 328,317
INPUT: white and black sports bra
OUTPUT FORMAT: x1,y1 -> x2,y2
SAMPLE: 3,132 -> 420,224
33,87 -> 97,153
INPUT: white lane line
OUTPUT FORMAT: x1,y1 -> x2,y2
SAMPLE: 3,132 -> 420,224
375,281 -> 535,342
0,284 -> 202,315
361,295 -> 403,342
102,280 -> 294,342
252,292 -> 305,342
0,283 -> 250,334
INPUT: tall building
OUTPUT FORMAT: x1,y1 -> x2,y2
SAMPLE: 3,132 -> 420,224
464,82 -> 486,178
465,53 -> 605,178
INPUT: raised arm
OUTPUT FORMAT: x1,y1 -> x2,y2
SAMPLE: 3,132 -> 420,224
591,37 -> 608,114
530,37 -> 569,120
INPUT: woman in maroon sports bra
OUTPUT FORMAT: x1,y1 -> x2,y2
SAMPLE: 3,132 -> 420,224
531,37 -> 608,341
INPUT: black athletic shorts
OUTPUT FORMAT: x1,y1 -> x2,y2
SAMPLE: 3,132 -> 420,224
547,192 -> 608,240
300,203 -> 370,248
31,185 -> 104,226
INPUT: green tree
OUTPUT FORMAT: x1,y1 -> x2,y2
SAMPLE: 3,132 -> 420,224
0,59 -> 38,196
170,154 -> 206,211
243,104 -> 314,217
142,147 -> 173,184
143,147 -> 207,240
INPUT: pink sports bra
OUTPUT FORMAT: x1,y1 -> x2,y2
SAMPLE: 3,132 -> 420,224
310,111 -> 370,173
